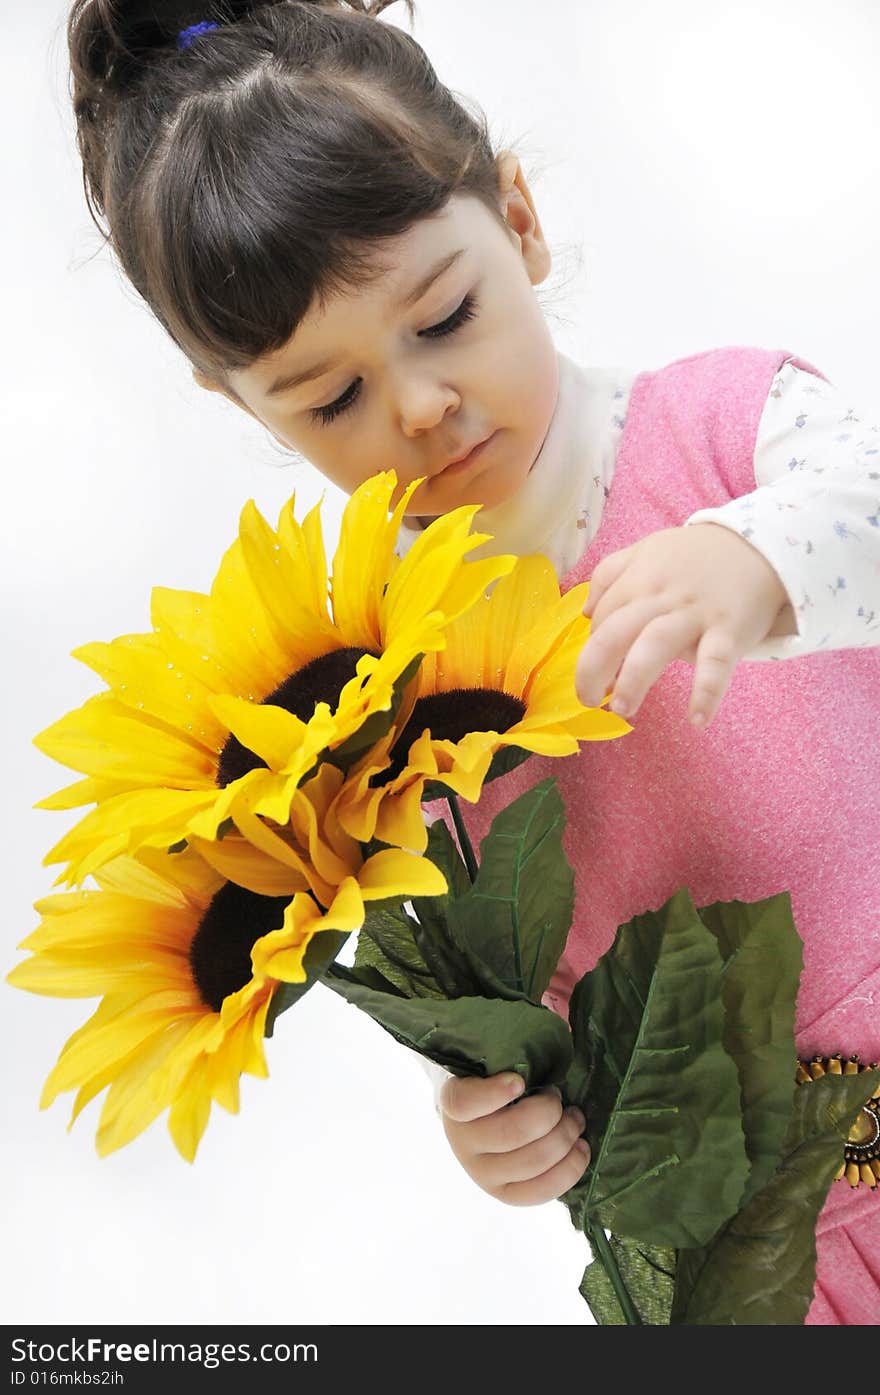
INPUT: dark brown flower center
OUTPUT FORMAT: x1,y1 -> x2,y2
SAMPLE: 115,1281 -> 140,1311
189,881 -> 293,1011
216,646 -> 377,786
374,688 -> 526,787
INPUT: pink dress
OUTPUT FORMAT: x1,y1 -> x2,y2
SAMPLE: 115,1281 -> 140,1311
431,346 -> 880,1324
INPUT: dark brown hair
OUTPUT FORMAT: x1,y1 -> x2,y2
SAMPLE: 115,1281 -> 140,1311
67,0 -> 512,382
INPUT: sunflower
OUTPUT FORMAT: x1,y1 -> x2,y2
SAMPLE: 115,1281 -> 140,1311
8,823 -> 445,1160
35,473 -> 515,886
333,553 -> 632,853
188,760 -> 447,978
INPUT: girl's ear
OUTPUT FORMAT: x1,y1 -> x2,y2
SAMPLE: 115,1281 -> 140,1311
494,150 -> 552,286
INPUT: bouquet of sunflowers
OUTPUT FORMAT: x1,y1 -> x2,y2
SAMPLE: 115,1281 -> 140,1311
10,472 -> 879,1324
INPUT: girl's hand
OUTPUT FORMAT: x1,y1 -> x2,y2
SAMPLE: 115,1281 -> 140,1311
439,1073 -> 591,1207
575,523 -> 797,728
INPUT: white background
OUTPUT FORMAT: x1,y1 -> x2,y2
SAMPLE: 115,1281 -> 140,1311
3,0 -> 879,1326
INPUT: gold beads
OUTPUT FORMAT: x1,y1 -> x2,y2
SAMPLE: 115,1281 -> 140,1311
796,1054 -> 880,1191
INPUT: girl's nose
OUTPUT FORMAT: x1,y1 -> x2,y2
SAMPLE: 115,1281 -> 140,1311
396,374 -> 462,437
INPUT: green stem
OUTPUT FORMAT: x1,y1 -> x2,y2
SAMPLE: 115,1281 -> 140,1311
582,1219 -> 642,1326
446,791 -> 478,883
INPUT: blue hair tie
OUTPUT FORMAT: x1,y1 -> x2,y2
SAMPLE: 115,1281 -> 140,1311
176,20 -> 220,51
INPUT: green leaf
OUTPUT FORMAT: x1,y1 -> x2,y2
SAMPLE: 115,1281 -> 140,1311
414,820 -> 472,905
673,1068 -> 880,1325
329,653 -> 423,774
326,960 -> 408,998
264,929 -> 350,1037
579,1235 -> 676,1325
698,893 -> 804,1203
353,903 -> 446,1000
565,886 -> 749,1247
324,971 -> 573,1087
445,777 -> 574,1003
409,822 -> 494,998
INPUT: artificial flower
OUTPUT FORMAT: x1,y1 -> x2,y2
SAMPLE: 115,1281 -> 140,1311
190,759 -> 447,977
334,553 -> 632,851
35,473 -> 515,885
8,848 -> 292,1160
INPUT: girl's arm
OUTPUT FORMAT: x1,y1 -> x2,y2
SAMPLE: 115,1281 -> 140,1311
576,362 -> 880,726
683,360 -> 880,657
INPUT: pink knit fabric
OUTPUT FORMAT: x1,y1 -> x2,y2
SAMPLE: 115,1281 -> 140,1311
428,347 -> 880,1324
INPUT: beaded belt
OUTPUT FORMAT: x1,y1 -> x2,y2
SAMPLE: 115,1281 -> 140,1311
796,1055 -> 880,1190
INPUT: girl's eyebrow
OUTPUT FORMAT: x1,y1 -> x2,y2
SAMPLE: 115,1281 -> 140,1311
396,247 -> 465,311
264,248 -> 466,400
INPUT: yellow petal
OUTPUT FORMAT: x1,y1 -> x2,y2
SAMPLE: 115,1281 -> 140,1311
208,534 -> 291,694
238,499 -> 338,667
188,833 -> 306,897
72,634 -> 227,753
373,782 -> 430,853
95,846 -> 223,907
167,1072 -> 213,1163
34,696 -> 217,787
231,806 -> 335,908
331,473 -> 411,648
358,848 -> 448,900
42,788 -> 220,879
252,882 -> 364,983
150,586 -> 229,693
208,694 -> 312,772
35,777 -> 130,812
41,991 -> 198,1107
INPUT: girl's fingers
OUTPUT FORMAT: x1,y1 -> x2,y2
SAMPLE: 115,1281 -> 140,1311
576,597 -> 667,709
582,547 -> 635,620
477,1107 -> 588,1191
606,610 -> 701,719
688,625 -> 739,726
496,1139 -> 592,1207
457,1086 -> 565,1156
439,1072 -> 524,1123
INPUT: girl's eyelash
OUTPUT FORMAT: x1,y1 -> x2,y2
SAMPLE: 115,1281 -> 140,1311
310,292 -> 479,426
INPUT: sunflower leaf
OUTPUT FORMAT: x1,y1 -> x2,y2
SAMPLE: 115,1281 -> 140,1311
482,743 -> 535,787
353,903 -> 446,999
410,912 -> 483,1000
329,653 -> 423,774
417,819 -> 473,902
672,1068 -> 880,1324
444,777 -> 574,1004
564,887 -> 749,1247
579,1235 -> 676,1325
328,961 -> 408,998
264,929 -> 351,1036
324,972 -> 573,1088
697,893 -> 804,1204
409,822 -> 488,998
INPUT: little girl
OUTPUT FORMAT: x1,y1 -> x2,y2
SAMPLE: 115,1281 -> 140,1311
66,0 -> 879,1323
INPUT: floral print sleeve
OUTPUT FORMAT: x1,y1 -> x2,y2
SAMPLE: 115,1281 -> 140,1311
684,360 -> 880,659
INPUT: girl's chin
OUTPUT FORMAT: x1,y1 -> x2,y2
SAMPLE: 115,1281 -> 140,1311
414,472 -> 516,518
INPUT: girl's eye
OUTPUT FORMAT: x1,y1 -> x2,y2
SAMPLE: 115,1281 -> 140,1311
310,293 -> 479,426
420,291 -> 478,341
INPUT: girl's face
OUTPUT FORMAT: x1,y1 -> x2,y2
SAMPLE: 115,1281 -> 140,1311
204,157 -> 559,519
